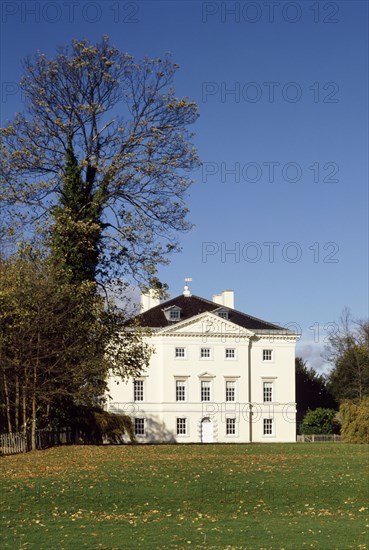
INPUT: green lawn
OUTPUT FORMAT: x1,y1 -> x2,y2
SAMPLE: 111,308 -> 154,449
1,443 -> 368,549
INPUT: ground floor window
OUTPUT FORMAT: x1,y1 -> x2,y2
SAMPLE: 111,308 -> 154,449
134,418 -> 145,436
226,417 -> 236,435
263,418 -> 273,436
176,417 -> 187,435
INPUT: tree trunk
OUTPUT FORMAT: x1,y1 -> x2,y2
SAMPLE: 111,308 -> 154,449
31,327 -> 42,451
15,373 -> 19,431
22,366 -> 27,435
31,364 -> 37,451
2,370 -> 13,433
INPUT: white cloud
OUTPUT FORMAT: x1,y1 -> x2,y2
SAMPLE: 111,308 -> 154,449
296,329 -> 333,375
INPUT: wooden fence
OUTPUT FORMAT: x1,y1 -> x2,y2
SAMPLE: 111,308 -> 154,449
0,428 -> 74,456
297,434 -> 341,442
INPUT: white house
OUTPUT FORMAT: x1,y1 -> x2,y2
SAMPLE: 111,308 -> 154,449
107,284 -> 298,443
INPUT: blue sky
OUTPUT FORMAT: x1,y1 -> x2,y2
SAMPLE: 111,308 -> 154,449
1,1 -> 368,371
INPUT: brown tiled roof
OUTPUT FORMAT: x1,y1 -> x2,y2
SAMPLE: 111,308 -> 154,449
137,294 -> 287,332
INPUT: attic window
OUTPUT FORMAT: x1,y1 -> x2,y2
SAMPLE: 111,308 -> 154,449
163,306 -> 182,322
217,310 -> 228,320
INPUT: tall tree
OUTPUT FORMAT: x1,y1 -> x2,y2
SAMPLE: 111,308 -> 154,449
0,36 -> 200,287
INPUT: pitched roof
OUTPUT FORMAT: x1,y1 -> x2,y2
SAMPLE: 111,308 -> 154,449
137,294 -> 288,332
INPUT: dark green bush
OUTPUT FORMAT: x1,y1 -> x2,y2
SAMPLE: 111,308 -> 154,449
301,408 -> 340,435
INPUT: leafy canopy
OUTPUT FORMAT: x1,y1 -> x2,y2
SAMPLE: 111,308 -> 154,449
0,36 -> 200,286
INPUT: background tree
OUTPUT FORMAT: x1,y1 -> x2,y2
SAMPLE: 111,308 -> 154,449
325,309 -> 369,403
0,36 -> 200,288
295,357 -> 337,426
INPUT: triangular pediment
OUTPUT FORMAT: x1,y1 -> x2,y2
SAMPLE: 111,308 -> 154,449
158,311 -> 254,338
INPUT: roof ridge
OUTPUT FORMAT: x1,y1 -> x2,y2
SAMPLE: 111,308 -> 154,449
187,294 -> 284,330
139,293 -> 285,331
226,305 -> 285,330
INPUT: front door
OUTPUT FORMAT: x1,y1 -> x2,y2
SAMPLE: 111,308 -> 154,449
201,418 -> 213,443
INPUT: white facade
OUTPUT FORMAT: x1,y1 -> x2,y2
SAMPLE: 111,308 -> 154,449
107,289 -> 298,443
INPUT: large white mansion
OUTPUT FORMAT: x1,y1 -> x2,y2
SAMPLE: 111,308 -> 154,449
107,285 -> 298,443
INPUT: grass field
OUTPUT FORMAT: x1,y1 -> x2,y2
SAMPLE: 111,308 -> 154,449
0,443 -> 368,549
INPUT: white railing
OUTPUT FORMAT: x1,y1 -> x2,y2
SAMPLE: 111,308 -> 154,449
297,434 -> 341,442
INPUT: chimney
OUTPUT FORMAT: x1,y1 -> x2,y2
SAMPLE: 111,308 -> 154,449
140,289 -> 160,313
212,290 -> 234,309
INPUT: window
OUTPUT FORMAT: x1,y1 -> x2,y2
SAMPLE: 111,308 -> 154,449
175,347 -> 186,358
218,310 -> 228,319
176,418 -> 187,435
134,418 -> 145,436
201,380 -> 211,401
225,348 -> 235,359
133,380 -> 144,401
200,347 -> 211,359
263,382 -> 273,403
226,381 -> 236,402
176,380 -> 186,401
164,307 -> 182,322
263,349 -> 273,361
263,418 -> 273,436
226,418 -> 236,435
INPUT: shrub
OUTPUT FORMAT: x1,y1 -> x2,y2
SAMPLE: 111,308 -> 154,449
301,408 -> 340,435
70,405 -> 136,444
340,398 -> 369,443
94,410 -> 135,443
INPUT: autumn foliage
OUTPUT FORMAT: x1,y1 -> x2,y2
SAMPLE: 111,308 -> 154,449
339,398 -> 369,444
